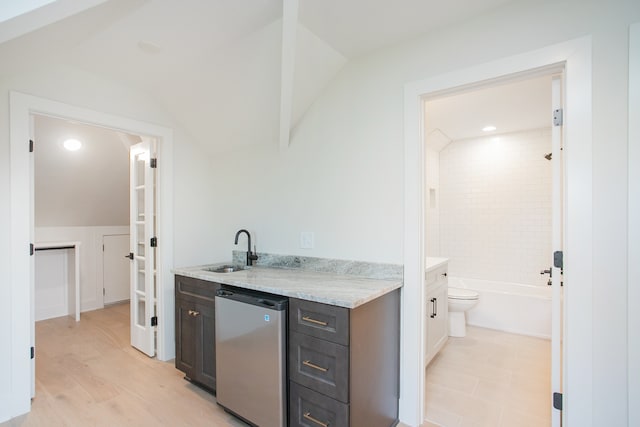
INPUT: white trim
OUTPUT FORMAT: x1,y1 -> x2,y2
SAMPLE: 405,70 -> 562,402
550,75 -> 563,427
629,21 -> 640,427
9,92 -> 175,419
279,0 -> 299,150
401,37 -> 592,426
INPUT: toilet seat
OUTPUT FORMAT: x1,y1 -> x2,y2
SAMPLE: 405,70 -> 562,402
448,287 -> 479,300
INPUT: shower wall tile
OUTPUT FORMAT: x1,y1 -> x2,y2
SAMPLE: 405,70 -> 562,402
437,128 -> 552,286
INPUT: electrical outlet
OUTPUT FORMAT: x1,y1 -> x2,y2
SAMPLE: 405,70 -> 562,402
300,232 -> 314,249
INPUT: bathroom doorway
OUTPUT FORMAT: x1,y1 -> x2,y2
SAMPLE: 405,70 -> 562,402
401,38 -> 592,427
422,72 -> 564,426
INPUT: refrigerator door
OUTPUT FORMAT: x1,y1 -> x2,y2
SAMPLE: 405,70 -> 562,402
215,291 -> 287,427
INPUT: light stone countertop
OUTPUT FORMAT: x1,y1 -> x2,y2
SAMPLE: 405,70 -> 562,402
172,264 -> 402,309
425,256 -> 449,272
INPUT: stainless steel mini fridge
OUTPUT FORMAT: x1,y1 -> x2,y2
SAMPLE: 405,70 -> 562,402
215,288 -> 288,427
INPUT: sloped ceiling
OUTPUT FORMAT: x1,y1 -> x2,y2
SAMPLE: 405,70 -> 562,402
34,115 -> 140,227
1,0 -> 517,155
425,75 -> 552,150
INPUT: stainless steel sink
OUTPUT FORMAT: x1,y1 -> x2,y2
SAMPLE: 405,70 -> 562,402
203,265 -> 245,273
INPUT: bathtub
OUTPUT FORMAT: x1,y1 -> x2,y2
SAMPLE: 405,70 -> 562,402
448,276 -> 560,339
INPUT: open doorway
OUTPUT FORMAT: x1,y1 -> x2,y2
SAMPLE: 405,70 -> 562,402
33,115 -> 135,319
31,114 -> 162,400
422,74 -> 562,426
9,92 -> 175,418
400,38 -> 592,427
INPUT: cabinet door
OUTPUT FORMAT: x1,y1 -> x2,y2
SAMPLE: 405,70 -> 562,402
425,285 -> 448,366
175,297 -> 198,378
197,299 -> 216,390
429,286 -> 448,352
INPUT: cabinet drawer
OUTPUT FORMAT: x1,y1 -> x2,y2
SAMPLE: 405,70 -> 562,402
290,382 -> 348,427
175,275 -> 218,301
289,331 -> 349,403
290,298 -> 349,345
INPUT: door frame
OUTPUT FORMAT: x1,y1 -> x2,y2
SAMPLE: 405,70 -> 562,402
628,21 -> 640,427
401,37 -> 592,426
9,92 -> 175,418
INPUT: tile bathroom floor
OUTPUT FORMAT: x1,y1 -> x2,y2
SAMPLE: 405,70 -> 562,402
424,326 -> 552,427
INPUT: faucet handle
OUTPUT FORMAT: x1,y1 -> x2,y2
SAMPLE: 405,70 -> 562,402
250,245 -> 259,260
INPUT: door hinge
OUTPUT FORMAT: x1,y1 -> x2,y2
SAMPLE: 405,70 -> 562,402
151,316 -> 158,326
150,158 -> 157,168
554,251 -> 563,269
150,237 -> 157,248
103,288 -> 106,296
553,392 -> 563,410
30,346 -> 35,359
30,243 -> 34,256
29,139 -> 34,153
553,108 -> 563,126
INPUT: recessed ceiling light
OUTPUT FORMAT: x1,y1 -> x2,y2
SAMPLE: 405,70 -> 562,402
63,138 -> 82,151
482,125 -> 497,132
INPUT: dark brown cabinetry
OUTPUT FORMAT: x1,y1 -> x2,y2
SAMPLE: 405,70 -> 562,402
175,275 -> 220,392
289,290 -> 400,427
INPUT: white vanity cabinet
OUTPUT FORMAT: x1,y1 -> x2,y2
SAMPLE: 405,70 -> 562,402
424,258 -> 449,367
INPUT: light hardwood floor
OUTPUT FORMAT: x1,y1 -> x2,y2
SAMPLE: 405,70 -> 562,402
4,304 -> 546,427
2,303 -> 248,427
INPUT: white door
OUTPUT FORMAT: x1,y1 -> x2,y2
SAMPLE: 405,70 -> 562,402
103,234 -> 130,304
129,139 -> 156,357
550,75 -> 564,427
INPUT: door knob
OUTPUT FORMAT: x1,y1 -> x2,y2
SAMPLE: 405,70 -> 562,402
540,269 -> 551,276
125,252 -> 134,260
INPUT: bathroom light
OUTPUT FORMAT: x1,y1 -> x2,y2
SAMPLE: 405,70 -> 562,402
482,125 -> 497,132
63,138 -> 82,151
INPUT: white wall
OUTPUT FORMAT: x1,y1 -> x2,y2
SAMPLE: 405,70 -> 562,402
2,0 -> 638,424
438,129 -> 552,286
0,63 -> 218,421
208,1 -> 639,425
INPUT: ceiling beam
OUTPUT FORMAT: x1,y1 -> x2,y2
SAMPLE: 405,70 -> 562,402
279,0 -> 298,151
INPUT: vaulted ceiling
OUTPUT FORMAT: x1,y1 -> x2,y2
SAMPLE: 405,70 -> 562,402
1,0 -> 516,154
33,115 -> 138,227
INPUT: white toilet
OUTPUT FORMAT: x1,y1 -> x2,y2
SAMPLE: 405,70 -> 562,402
447,287 -> 479,337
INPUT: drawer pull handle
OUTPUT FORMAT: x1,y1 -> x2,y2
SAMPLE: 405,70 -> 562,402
303,412 -> 329,427
303,360 -> 328,372
188,310 -> 200,317
302,316 -> 328,326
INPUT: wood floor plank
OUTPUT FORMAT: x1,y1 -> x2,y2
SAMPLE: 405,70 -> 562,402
2,303 -> 249,427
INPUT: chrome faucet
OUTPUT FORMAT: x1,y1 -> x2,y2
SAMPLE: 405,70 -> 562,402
234,229 -> 258,266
